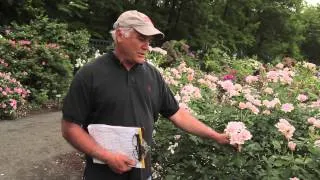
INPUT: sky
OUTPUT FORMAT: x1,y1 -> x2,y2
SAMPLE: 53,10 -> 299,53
305,0 -> 320,5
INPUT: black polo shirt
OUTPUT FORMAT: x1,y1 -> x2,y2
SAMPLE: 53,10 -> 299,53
62,51 -> 179,180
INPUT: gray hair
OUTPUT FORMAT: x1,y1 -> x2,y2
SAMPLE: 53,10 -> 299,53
110,27 -> 134,42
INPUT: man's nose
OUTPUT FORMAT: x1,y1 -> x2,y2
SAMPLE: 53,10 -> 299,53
141,41 -> 149,50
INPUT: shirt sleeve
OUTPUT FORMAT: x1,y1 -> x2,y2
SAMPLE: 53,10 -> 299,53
62,70 -> 92,125
159,75 -> 179,118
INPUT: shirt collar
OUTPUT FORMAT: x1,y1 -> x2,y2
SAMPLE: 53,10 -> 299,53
110,51 -> 143,71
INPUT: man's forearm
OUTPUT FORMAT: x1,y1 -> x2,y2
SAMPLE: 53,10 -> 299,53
61,120 -> 112,162
169,108 -> 220,139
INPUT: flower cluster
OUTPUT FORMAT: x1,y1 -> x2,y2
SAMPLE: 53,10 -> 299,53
275,119 -> 296,140
75,50 -> 102,68
307,117 -> 320,128
310,99 -> 320,108
175,84 -> 202,112
314,140 -> 320,148
245,75 -> 259,84
0,58 -> 9,67
0,72 -> 29,118
149,46 -> 167,55
296,94 -> 308,102
224,121 -> 252,145
302,62 -> 317,72
281,103 -> 295,113
167,142 -> 179,154
266,69 -> 294,84
197,74 -> 218,90
217,80 -> 242,97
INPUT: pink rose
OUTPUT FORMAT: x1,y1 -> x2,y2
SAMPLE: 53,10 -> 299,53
288,141 -> 296,151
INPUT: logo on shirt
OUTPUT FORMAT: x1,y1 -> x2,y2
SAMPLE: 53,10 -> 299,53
147,84 -> 152,93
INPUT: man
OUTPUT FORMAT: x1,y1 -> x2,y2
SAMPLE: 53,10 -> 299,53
61,10 -> 229,180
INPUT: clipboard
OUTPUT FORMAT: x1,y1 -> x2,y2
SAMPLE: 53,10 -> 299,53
133,128 -> 146,167
88,124 -> 149,168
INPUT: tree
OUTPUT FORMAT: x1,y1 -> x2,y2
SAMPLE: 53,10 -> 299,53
250,0 -> 305,61
300,6 -> 320,64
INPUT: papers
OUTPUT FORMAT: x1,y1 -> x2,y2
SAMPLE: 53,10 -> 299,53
88,124 -> 145,168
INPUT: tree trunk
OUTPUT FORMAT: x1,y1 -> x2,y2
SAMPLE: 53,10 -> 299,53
167,0 -> 177,26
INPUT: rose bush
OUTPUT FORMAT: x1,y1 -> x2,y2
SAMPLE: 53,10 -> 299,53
149,46 -> 320,179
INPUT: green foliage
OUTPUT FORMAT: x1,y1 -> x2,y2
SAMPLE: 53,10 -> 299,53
300,6 -> 320,65
3,0 -> 320,64
0,0 -> 45,24
158,40 -> 199,67
4,16 -> 91,70
251,1 -> 305,61
229,56 -> 262,81
201,47 -> 232,73
291,62 -> 320,100
0,0 -> 89,27
3,0 -> 320,63
201,47 -> 263,80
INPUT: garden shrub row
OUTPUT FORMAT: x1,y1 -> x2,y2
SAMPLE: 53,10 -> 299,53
0,16 -> 91,119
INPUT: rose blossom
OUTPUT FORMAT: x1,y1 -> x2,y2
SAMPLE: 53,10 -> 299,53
307,117 -> 317,125
224,122 -> 252,145
289,177 -> 299,180
275,119 -> 295,140
288,141 -> 296,151
238,102 -> 247,109
263,87 -> 274,94
313,120 -> 320,128
281,103 -> 294,113
296,94 -> 308,102
276,63 -> 284,69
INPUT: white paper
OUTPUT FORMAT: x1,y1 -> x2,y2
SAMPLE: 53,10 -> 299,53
87,124 -> 144,168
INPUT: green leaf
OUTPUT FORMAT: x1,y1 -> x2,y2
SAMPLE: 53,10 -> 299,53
271,140 -> 282,152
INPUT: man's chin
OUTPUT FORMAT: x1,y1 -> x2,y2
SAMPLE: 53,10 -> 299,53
136,58 -> 145,64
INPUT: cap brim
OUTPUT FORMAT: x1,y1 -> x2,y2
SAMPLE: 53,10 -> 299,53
134,25 -> 164,38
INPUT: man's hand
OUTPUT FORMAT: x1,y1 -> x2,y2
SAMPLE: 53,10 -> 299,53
105,152 -> 137,174
214,133 -> 230,144
61,120 -> 137,174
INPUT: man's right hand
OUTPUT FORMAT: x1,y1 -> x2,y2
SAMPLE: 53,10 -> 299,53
214,133 -> 230,144
61,120 -> 136,174
105,152 -> 137,174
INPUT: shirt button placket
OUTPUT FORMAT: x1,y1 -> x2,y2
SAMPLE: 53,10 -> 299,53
128,71 -> 136,87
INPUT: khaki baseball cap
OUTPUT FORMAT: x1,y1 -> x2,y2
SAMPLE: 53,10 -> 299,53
113,10 -> 164,38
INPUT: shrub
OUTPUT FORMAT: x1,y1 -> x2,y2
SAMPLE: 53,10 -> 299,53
201,47 -> 232,73
0,36 -> 73,104
3,16 -> 91,71
158,40 -> 199,68
0,72 -> 29,119
0,16 -> 91,104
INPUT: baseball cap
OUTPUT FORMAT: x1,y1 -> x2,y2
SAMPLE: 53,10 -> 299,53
113,10 -> 164,38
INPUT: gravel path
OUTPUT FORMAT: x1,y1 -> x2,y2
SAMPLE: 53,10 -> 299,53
0,111 -> 84,180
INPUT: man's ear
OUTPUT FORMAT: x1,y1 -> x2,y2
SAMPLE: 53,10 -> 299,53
115,29 -> 123,43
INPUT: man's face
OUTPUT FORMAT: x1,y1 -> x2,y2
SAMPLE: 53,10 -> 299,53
118,29 -> 153,64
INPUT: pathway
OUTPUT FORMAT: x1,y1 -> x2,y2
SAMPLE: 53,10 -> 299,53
0,112 -> 84,180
